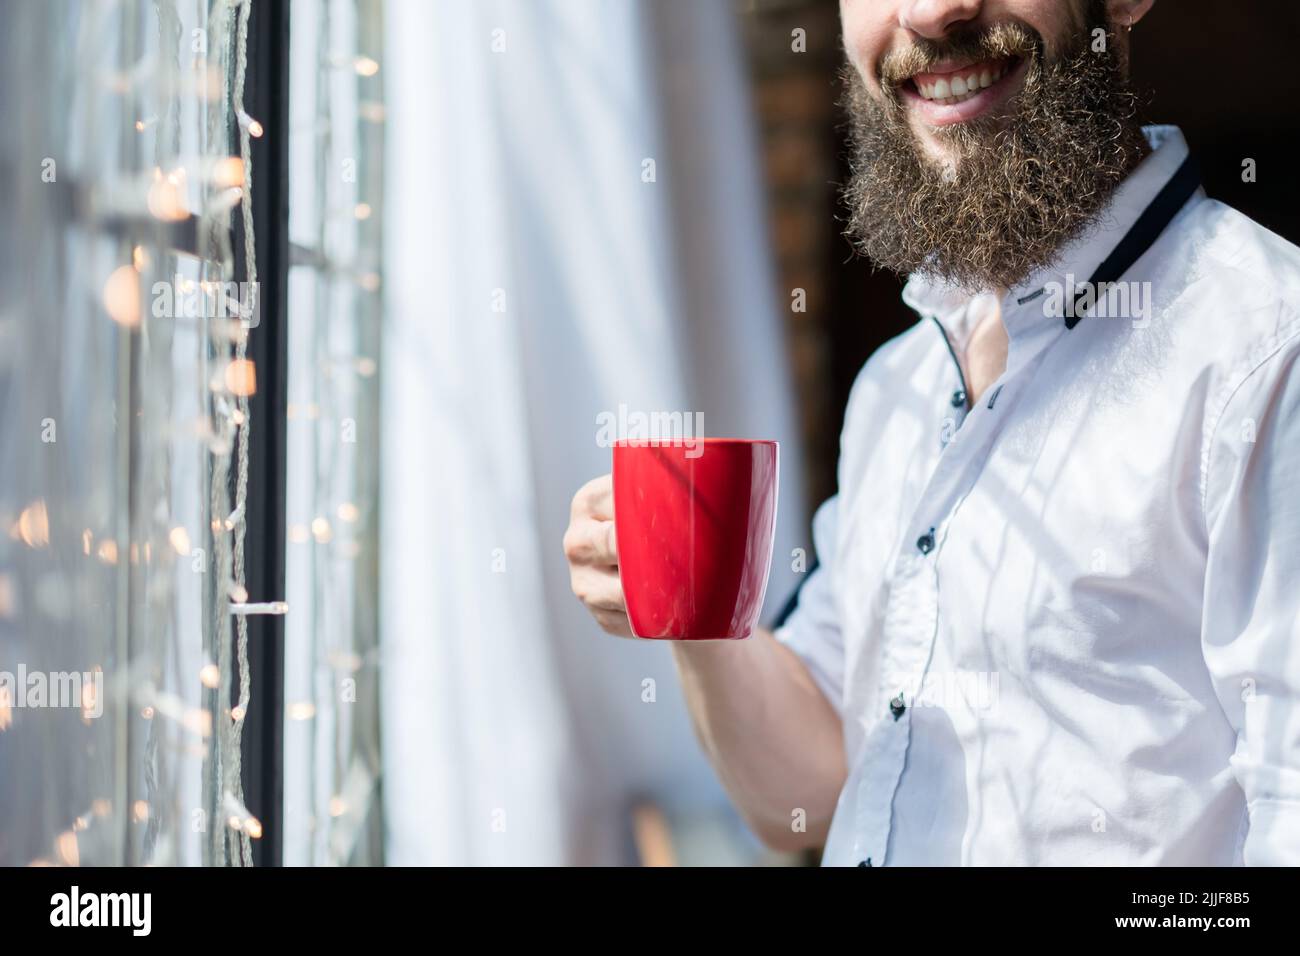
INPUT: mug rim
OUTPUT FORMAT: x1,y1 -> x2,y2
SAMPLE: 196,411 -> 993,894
611,437 -> 778,447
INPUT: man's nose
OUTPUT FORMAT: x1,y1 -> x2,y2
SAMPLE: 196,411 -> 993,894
898,0 -> 983,40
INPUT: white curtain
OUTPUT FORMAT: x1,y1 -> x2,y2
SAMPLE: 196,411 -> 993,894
380,0 -> 806,865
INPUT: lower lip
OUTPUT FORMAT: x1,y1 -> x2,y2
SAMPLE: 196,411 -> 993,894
900,58 -> 1030,126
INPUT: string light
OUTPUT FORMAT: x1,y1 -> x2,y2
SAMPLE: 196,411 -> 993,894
237,110 -> 263,138
230,601 -> 288,616
225,0 -> 259,868
168,526 -> 191,554
9,0 -> 381,867
225,357 -> 257,397
212,156 -> 245,189
56,831 -> 80,866
287,701 -> 316,720
103,265 -> 142,326
146,168 -> 190,222
16,500 -> 50,548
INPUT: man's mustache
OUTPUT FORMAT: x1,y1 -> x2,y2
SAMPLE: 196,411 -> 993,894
877,21 -> 1041,90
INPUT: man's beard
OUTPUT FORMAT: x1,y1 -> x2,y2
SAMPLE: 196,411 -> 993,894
842,9 -> 1149,293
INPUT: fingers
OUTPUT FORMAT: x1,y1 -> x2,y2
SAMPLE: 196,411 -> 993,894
562,516 -> 618,567
569,565 -> 625,613
566,474 -> 631,638
571,473 -> 614,522
567,551 -> 631,637
592,608 -> 635,638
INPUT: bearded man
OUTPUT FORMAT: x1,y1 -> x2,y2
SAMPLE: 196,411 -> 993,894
563,0 -> 1300,865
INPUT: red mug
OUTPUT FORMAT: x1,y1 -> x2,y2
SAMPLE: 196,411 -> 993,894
612,438 -> 779,640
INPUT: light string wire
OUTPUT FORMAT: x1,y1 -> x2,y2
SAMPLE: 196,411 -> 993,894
205,0 -> 234,867
228,0 -> 257,868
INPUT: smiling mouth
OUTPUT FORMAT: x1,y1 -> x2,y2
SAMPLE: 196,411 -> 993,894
897,55 -> 1026,120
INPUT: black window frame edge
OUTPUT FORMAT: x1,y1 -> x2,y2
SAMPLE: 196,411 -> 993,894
232,0 -> 289,868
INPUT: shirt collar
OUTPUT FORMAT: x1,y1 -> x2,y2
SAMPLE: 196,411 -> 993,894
901,125 -> 1196,348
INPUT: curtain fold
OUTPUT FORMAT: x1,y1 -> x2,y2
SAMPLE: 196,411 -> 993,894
380,0 -> 805,865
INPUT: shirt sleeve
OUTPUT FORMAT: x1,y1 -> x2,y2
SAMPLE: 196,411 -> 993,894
1202,325 -> 1300,866
773,494 -> 844,715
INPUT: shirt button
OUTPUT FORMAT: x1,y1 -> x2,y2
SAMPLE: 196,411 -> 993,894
916,530 -> 935,554
890,693 -> 906,720
950,389 -> 967,407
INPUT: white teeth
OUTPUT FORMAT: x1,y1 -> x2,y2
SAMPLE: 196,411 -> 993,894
913,61 -> 1015,102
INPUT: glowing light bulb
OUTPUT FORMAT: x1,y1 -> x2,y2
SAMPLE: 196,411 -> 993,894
146,173 -> 190,222
287,701 -> 316,721
103,266 -> 142,326
16,500 -> 50,548
169,526 -> 191,555
212,156 -> 245,189
56,831 -> 79,867
225,358 -> 257,397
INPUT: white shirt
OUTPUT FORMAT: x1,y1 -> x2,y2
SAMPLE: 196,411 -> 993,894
776,126 -> 1300,866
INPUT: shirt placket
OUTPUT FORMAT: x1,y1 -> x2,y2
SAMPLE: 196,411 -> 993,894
850,307 -> 1062,866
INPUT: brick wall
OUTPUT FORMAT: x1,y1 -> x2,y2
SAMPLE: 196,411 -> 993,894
738,0 -> 846,521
